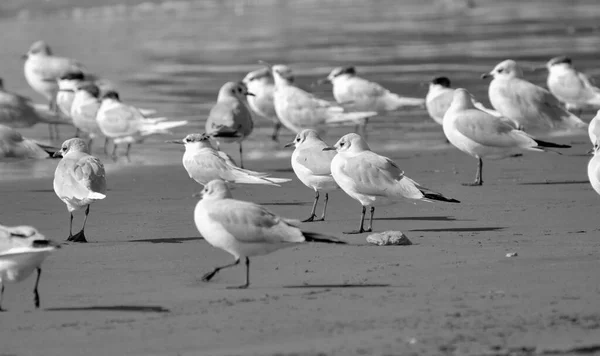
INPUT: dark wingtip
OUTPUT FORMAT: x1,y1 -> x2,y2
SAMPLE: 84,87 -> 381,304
423,193 -> 460,203
533,139 -> 571,149
303,231 -> 347,244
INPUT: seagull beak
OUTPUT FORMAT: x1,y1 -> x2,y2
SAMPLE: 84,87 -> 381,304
258,60 -> 273,70
322,146 -> 336,151
587,147 -> 595,155
165,140 -> 184,144
481,73 -> 492,79
192,191 -> 203,198
245,91 -> 256,97
52,151 -> 62,158
311,78 -> 329,87
284,141 -> 295,148
21,54 -> 28,60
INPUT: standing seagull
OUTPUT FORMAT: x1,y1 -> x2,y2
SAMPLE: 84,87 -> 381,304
325,133 -> 459,234
588,110 -> 600,153
425,76 -> 503,125
22,40 -> 88,140
97,91 -> 187,157
242,68 -> 284,142
205,82 -> 254,168
285,129 -> 338,222
0,224 -> 60,311
544,56 -> 600,114
70,83 -> 107,153
195,179 -> 345,289
483,59 -> 588,137
587,139 -> 600,196
53,138 -> 106,243
262,62 -> 377,134
443,89 -> 571,186
319,66 -> 425,134
56,71 -> 86,119
169,133 -> 290,187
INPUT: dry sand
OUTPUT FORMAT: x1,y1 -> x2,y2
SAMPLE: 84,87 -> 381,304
1,139 -> 600,356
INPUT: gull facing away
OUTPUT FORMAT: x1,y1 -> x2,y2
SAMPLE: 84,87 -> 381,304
544,56 -> 600,114
285,129 -> 338,222
324,133 -> 459,234
588,110 -> 600,153
587,140 -> 600,196
443,89 -> 571,186
0,124 -> 57,161
96,91 -> 188,157
169,133 -> 291,187
261,61 -> 377,134
205,82 -> 254,168
0,224 -> 60,311
195,179 -> 346,288
242,68 -> 284,142
53,138 -> 106,243
22,40 -> 91,140
70,83 -> 109,153
425,76 -> 503,125
483,59 -> 588,137
319,66 -> 425,133
0,78 -> 69,130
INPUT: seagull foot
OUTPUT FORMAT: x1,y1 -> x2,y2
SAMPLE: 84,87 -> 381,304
343,229 -> 371,235
201,271 -> 217,282
462,182 -> 482,187
67,231 -> 88,243
0,307 -> 5,312
226,284 -> 249,289
302,215 -> 316,222
509,153 -> 523,158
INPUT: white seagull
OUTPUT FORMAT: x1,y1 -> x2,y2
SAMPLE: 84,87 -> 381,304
96,91 -> 187,157
56,71 -> 86,119
587,140 -> 600,196
588,110 -> 600,153
205,82 -> 254,168
242,68 -> 284,142
0,124 -> 57,161
262,61 -> 377,134
53,138 -> 107,243
443,88 -> 571,186
544,56 -> 600,113
0,224 -> 60,311
169,133 -> 291,187
70,83 -> 108,153
325,133 -> 459,234
285,129 -> 338,222
425,76 -> 503,125
483,59 -> 588,137
194,179 -> 345,288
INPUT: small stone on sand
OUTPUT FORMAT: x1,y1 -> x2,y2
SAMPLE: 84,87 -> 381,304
366,231 -> 412,246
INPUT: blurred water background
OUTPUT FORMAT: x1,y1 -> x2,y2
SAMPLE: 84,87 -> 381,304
1,0 -> 599,179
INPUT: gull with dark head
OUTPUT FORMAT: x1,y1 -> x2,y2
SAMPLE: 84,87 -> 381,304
325,133 -> 459,234
242,68 -> 284,142
70,82 -> 108,153
544,56 -> 600,114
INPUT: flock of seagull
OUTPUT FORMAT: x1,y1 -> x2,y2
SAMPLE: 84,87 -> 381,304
2,40 -> 600,310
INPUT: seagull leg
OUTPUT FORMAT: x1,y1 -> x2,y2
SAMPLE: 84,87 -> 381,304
344,205 -> 367,234
0,282 -> 5,311
111,143 -> 118,159
87,138 -> 94,152
317,192 -> 329,221
302,190 -> 320,222
462,157 -> 483,186
66,212 -> 74,240
68,205 -> 89,243
48,124 -> 55,141
103,138 -> 110,155
201,258 -> 240,282
239,142 -> 244,169
366,206 -> 375,232
362,117 -> 370,140
272,122 -> 282,142
125,143 -> 132,158
75,128 -> 81,138
33,267 -> 41,309
227,257 -> 250,289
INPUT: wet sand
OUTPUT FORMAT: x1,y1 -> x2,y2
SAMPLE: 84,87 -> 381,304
1,137 -> 600,355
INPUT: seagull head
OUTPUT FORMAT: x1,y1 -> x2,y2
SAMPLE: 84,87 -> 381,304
168,133 -> 214,150
482,59 -> 523,80
449,88 -> 476,111
0,225 -> 60,250
218,81 -> 255,101
101,90 -> 120,102
324,133 -> 370,154
58,71 -> 86,90
200,179 -> 233,200
260,61 -> 294,86
545,55 -> 573,72
430,76 -> 451,88
75,82 -> 101,98
242,67 -> 273,89
22,40 -> 52,60
54,138 -> 90,157
284,129 -> 322,148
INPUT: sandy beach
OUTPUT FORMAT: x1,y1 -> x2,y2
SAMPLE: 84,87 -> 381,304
2,137 -> 600,355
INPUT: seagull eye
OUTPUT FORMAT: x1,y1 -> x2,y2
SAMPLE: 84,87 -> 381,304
498,68 -> 504,73
339,142 -> 345,147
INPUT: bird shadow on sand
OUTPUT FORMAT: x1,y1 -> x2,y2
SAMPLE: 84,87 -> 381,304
272,167 -> 295,173
283,283 -> 390,289
261,201 -> 311,206
410,227 -> 505,232
519,180 -> 589,186
130,237 -> 204,244
45,305 -> 169,313
375,216 -> 464,222
27,189 -> 56,193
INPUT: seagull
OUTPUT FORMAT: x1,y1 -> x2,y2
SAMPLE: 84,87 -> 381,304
53,138 -> 107,243
205,82 -> 254,168
70,83 -> 108,153
168,133 -> 291,187
242,68 -> 284,142
0,77 -> 68,130
0,124 -> 57,161
261,61 -> 377,134
0,224 -> 60,311
194,179 -> 345,288
588,110 -> 600,153
443,89 -> 571,186
483,59 -> 588,137
587,139 -> 600,196
318,66 -> 425,134
285,129 -> 338,222
56,70 -> 86,119
96,91 -> 188,157
544,56 -> 600,114
425,76 -> 504,125
22,40 -> 90,140
325,133 -> 459,234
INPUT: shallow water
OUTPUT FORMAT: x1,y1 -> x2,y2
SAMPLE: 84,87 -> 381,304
1,0 -> 599,180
